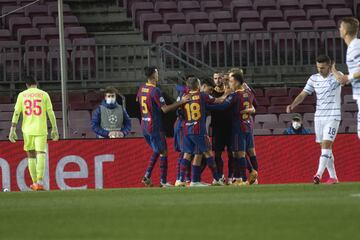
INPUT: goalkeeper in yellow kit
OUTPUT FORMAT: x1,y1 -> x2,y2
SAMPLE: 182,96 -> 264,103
9,76 -> 59,191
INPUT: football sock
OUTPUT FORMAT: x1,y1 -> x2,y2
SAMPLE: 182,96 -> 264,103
326,153 -> 337,179
36,153 -> 46,183
200,156 -> 207,173
180,159 -> 191,182
234,157 -> 247,180
191,165 -> 201,183
228,153 -> 234,179
250,156 -> 258,171
176,157 -> 181,181
28,157 -> 37,184
205,157 -> 220,181
214,152 -> 224,176
316,149 -> 332,177
246,157 -> 253,172
159,156 -> 168,183
186,163 -> 191,182
145,152 -> 159,178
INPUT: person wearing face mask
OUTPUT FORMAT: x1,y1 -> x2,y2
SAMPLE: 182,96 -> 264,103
91,86 -> 131,138
283,114 -> 311,135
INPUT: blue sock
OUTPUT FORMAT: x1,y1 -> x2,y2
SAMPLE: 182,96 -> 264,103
250,156 -> 258,171
145,152 -> 159,178
206,157 -> 220,181
176,153 -> 183,180
192,165 -> 201,182
239,157 -> 247,180
180,159 -> 191,182
160,156 -> 168,183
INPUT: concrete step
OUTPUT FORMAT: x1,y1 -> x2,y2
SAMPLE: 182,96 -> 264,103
90,31 -> 146,44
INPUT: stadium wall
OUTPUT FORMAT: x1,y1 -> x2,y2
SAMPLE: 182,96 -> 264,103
0,134 -> 359,191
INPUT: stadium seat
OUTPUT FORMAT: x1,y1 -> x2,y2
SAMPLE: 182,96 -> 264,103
25,4 -> 48,18
218,22 -> 240,32
68,91 -> 85,103
254,114 -> 278,123
265,88 -> 288,97
0,29 -> 12,41
171,23 -> 194,35
8,16 -> 31,35
302,95 -> 316,105
241,22 -> 264,31
48,4 -> 72,17
25,39 -> 48,52
41,27 -> 60,41
85,92 -> 103,104
330,8 -> 353,23
273,128 -> 287,135
1,6 -> 24,26
131,2 -> 154,27
154,1 -> 178,14
200,0 -> 223,13
290,20 -> 313,30
299,0 -> 323,10
277,0 -> 300,11
185,12 -> 209,24
0,103 -> 14,111
0,95 -> 12,104
209,11 -> 232,24
284,9 -> 306,22
271,97 -> 292,106
292,105 -> 314,113
268,106 -> 287,114
139,13 -> 163,36
262,122 -> 287,130
254,106 -> 267,114
253,0 -> 277,11
279,113 -> 294,124
306,9 -> 330,21
163,12 -> 186,26
32,16 -> 55,28
260,10 -> 283,26
17,28 -> 41,44
129,117 -> 142,137
195,23 -> 217,33
342,104 -> 358,113
288,87 -> 303,99
342,112 -> 354,119
235,10 -> 260,24
65,26 -> 88,41
314,20 -> 336,30
343,95 -> 356,104
148,24 -> 171,42
323,0 -> 346,10
230,0 -> 253,17
254,88 -> 264,96
178,1 -> 201,14
267,21 -> 290,31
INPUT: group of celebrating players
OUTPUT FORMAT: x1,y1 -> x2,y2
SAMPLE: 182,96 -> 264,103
137,67 -> 259,187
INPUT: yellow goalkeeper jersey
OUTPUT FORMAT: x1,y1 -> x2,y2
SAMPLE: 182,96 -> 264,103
12,87 -> 55,136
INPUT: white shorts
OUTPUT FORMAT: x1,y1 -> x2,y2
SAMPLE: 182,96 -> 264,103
314,119 -> 340,143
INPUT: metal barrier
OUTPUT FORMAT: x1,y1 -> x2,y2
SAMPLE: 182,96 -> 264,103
157,30 -> 347,70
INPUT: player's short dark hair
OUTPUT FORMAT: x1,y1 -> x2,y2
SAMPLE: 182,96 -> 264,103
144,66 -> 157,78
316,55 -> 332,64
341,17 -> 359,36
104,86 -> 118,95
25,75 -> 37,86
231,72 -> 244,84
186,76 -> 200,90
201,78 -> 215,88
229,67 -> 243,75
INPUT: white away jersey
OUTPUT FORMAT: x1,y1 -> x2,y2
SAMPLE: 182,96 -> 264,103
303,73 -> 342,121
346,38 -> 360,100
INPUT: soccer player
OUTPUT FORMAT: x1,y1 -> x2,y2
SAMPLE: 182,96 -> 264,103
207,71 -> 258,186
178,77 -> 223,187
210,71 -> 233,184
8,76 -> 59,191
287,55 -> 341,184
332,17 -> 360,139
137,66 -> 189,187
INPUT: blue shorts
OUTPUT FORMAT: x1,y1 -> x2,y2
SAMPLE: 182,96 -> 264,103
231,132 -> 254,152
143,131 -> 167,153
174,125 -> 183,153
183,134 -> 211,154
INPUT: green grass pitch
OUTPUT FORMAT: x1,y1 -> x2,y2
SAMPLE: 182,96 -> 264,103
1,183 -> 360,240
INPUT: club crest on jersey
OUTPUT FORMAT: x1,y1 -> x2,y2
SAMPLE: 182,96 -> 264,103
108,115 -> 118,124
191,95 -> 200,100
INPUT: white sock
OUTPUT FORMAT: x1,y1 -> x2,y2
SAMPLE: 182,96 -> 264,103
316,149 -> 332,177
326,153 -> 337,179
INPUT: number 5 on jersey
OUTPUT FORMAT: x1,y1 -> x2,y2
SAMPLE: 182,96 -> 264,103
141,96 -> 148,114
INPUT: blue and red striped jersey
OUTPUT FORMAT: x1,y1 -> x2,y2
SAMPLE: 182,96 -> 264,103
181,91 -> 215,135
207,88 -> 255,133
136,83 -> 166,134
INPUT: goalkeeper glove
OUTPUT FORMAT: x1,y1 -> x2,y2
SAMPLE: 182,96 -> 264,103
51,127 -> 59,141
8,126 -> 17,143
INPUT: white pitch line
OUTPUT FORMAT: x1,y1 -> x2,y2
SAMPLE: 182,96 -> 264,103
350,193 -> 360,197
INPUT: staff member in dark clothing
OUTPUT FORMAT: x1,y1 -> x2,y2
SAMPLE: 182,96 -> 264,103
210,71 -> 233,184
91,86 -> 131,138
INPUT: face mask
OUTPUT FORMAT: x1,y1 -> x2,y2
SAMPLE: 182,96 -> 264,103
106,97 -> 116,104
292,121 -> 302,130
